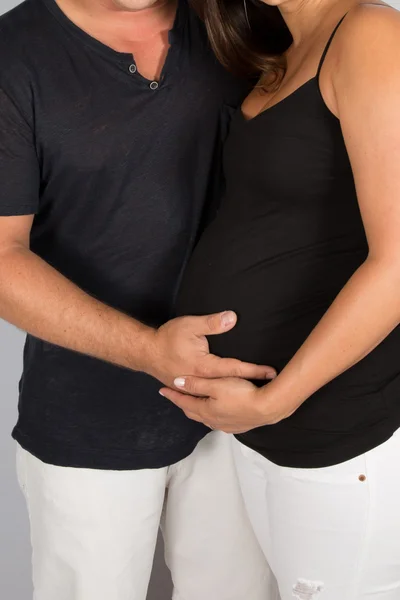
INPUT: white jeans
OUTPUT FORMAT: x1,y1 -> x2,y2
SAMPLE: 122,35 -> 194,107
16,431 -> 272,600
232,429 -> 400,600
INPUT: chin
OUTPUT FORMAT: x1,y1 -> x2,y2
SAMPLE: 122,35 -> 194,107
257,0 -> 286,5
112,0 -> 162,10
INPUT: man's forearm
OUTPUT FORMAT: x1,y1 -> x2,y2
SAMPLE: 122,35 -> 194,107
0,245 -> 155,372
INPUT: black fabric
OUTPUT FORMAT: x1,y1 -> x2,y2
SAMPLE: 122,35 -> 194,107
176,38 -> 400,468
0,0 -> 248,469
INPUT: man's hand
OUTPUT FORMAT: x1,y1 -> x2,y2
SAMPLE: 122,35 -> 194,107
143,311 -> 276,388
158,375 -> 293,433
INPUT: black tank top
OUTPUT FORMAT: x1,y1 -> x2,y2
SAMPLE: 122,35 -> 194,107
176,17 -> 400,468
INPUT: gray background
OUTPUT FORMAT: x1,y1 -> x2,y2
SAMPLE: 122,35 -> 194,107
1,0 -> 400,598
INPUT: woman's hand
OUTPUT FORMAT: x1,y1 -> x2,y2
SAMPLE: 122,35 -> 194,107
159,376 -> 291,434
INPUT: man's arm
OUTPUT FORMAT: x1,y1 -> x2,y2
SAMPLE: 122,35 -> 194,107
0,214 -> 153,370
0,214 -> 275,387
0,83 -> 276,387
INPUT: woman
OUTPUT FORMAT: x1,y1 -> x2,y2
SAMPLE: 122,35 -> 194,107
160,0 -> 400,597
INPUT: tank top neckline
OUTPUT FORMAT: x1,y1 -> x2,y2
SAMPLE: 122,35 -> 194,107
239,76 -> 330,124
239,5 -> 390,126
239,13 -> 350,124
238,75 -> 340,125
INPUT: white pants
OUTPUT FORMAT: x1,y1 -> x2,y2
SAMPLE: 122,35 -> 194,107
16,432 -> 272,600
232,430 -> 400,600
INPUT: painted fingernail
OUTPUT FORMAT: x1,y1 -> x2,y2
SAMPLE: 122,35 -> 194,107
174,377 -> 186,388
221,311 -> 235,327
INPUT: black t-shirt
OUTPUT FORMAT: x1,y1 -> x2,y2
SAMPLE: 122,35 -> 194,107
0,0 -> 247,469
177,77 -> 400,469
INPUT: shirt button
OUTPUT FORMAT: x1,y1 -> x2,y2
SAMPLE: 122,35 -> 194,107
129,64 -> 137,74
149,81 -> 159,90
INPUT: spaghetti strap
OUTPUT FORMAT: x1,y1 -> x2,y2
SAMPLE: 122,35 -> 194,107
316,14 -> 348,79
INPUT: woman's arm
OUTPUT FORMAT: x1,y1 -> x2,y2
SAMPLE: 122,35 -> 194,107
159,5 -> 400,432
262,4 -> 400,415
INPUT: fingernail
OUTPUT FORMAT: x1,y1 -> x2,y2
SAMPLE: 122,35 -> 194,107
174,377 -> 186,388
221,311 -> 235,327
159,390 -> 166,397
267,370 -> 277,379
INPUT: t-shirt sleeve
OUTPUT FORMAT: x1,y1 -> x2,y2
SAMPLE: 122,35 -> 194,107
0,87 -> 39,216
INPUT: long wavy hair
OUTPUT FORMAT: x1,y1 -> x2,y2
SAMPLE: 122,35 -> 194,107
191,0 -> 292,88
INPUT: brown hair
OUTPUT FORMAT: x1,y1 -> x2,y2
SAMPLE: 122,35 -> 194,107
191,0 -> 292,88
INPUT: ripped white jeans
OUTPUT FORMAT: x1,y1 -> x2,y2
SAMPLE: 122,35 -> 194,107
232,429 -> 400,600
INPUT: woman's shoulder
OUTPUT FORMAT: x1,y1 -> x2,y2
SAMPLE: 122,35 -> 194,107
348,1 -> 399,20
332,3 -> 400,66
322,2 -> 400,109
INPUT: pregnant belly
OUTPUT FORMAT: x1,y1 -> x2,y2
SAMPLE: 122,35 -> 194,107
176,231 -> 367,370
179,269 -> 347,374
176,228 -> 400,459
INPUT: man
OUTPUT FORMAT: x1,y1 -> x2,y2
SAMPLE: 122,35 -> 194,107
0,0 -> 276,598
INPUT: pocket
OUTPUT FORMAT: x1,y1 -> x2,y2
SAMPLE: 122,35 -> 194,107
280,450 -> 368,485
